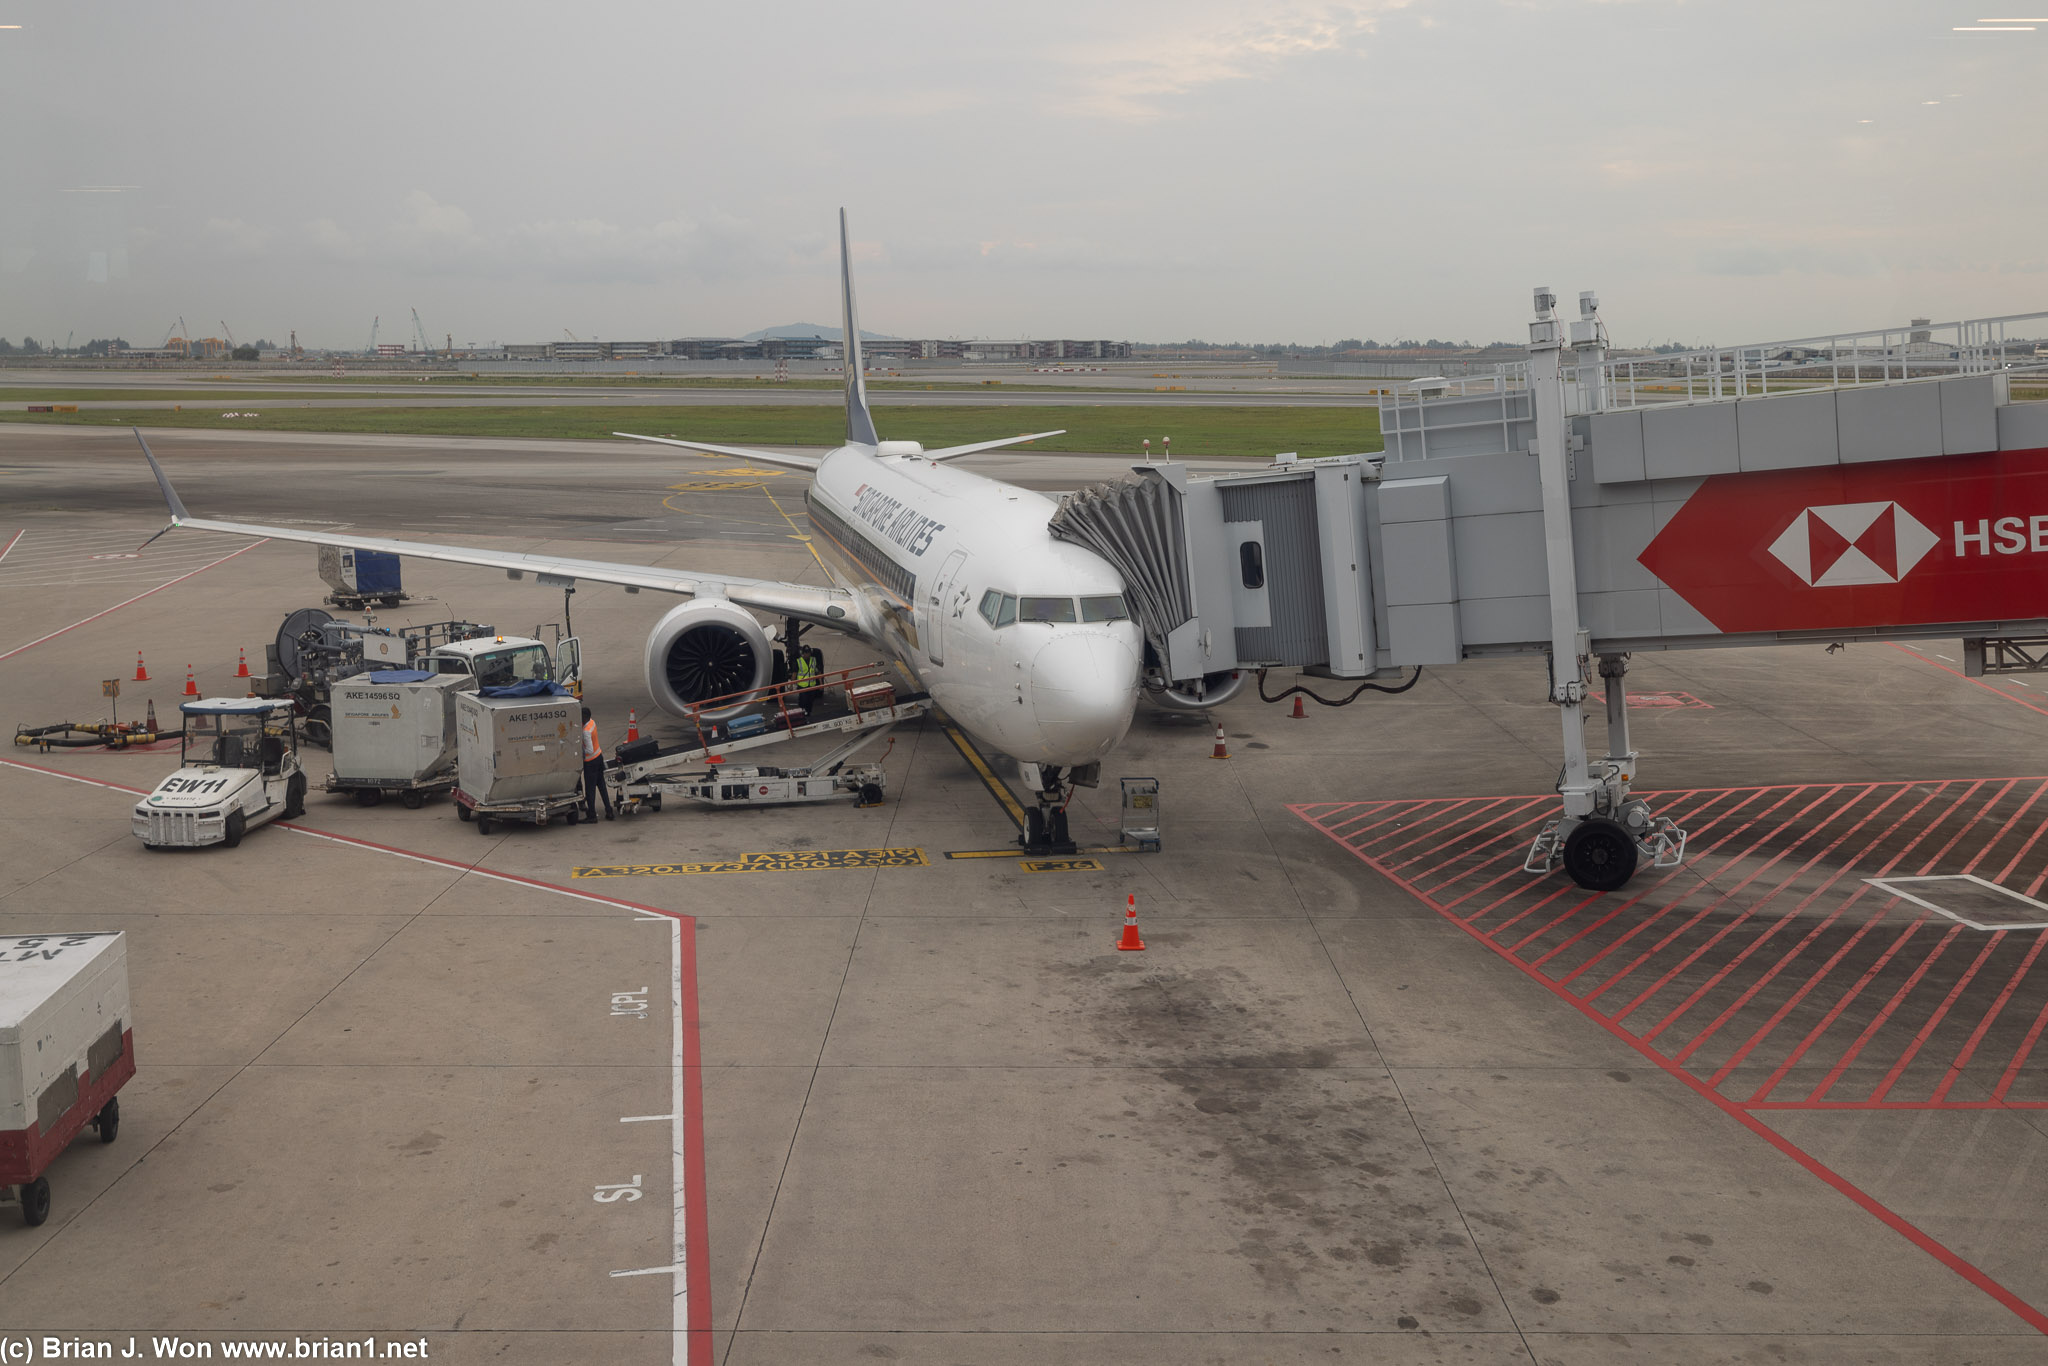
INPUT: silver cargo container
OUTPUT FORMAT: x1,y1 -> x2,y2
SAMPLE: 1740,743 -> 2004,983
454,691 -> 583,805
331,673 -> 473,783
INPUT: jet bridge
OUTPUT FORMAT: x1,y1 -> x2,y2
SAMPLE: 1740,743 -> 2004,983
1053,296 -> 2048,892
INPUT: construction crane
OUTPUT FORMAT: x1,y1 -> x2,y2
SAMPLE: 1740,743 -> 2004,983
220,320 -> 236,349
563,328 -> 581,344
368,316 -> 380,354
410,307 -> 430,355
160,315 -> 190,347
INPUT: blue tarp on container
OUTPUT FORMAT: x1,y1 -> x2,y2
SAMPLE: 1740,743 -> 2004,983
351,550 -> 403,594
479,680 -> 574,699
365,669 -> 436,683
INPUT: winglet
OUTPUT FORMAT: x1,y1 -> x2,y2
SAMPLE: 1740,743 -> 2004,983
133,428 -> 190,550
839,209 -> 880,447
134,429 -> 189,520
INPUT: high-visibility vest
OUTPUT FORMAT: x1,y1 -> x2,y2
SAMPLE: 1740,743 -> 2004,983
582,718 -> 600,760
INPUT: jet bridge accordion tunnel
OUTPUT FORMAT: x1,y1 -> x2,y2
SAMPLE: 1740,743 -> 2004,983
1050,296 -> 2048,892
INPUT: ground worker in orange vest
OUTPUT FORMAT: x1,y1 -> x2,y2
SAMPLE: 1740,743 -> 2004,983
580,706 -> 615,822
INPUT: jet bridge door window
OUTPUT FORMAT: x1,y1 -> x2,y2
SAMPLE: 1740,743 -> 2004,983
1239,540 -> 1266,590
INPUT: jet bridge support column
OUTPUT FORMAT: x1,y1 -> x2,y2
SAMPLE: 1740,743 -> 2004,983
1520,287 -> 1686,891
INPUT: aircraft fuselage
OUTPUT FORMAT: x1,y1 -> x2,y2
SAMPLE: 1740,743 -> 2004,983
805,445 -> 1142,770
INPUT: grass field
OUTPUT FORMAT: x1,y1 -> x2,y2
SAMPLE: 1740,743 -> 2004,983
0,402 -> 1384,459
0,390 -> 361,404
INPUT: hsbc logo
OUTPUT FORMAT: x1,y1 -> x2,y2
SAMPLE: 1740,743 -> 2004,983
1766,501 -> 1940,587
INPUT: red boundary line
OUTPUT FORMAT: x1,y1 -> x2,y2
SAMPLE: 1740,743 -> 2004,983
0,755 -> 716,1360
1292,793 -> 2048,1337
0,529 -> 23,566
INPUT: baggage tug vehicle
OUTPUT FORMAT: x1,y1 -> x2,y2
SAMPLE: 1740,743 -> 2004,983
133,698 -> 307,849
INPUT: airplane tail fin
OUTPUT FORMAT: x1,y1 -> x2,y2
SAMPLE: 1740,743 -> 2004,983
839,208 -> 880,447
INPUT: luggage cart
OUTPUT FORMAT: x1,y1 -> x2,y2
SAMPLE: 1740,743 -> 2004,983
0,933 -> 133,1227
324,770 -> 458,809
452,787 -> 584,835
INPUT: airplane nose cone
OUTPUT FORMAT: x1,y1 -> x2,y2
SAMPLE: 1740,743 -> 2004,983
1030,632 -> 1139,762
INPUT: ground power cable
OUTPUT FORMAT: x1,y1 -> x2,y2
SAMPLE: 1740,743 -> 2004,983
1255,665 -> 1422,707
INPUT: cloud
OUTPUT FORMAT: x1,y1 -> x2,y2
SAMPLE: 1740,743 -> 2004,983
202,217 -> 271,253
1055,1 -> 1411,120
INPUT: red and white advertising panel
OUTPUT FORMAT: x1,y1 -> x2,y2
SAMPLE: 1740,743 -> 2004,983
1638,446 -> 2048,634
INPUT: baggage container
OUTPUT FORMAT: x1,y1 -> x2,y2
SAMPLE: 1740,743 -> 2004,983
330,671 -> 472,784
0,932 -> 133,1226
317,545 -> 403,598
455,689 -> 582,806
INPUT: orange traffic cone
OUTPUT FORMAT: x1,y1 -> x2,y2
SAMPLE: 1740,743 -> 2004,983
235,647 -> 250,678
1116,894 -> 1146,952
1210,723 -> 1229,759
183,667 -> 199,697
627,708 -> 639,743
134,652 -> 150,682
144,699 -> 157,733
1290,695 -> 1307,719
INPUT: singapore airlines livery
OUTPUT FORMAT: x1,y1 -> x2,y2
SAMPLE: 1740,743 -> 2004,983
139,211 -> 1153,842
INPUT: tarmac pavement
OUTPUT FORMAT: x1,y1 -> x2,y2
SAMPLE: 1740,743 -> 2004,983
6,425 -> 2048,1364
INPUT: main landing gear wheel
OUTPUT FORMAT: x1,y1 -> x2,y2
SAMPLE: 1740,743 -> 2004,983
94,1097 -> 119,1144
1562,818 -> 1637,892
20,1177 -> 50,1227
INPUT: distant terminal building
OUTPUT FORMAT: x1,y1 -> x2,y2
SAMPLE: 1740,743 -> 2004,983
495,336 -> 1132,363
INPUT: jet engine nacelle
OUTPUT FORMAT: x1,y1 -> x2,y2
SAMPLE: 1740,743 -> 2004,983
1146,668 -> 1249,712
644,598 -> 775,720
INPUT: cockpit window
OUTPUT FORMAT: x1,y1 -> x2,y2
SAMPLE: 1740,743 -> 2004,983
1079,594 -> 1128,623
1017,596 -> 1078,624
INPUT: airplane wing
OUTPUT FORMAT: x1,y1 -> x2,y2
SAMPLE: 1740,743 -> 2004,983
134,431 -> 859,628
923,430 -> 1067,462
608,432 -> 821,470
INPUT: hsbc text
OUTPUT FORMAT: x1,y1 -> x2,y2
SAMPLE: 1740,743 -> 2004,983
1954,518 -> 2048,557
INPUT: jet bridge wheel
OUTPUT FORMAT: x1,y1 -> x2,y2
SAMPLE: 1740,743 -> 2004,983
1562,818 -> 1637,892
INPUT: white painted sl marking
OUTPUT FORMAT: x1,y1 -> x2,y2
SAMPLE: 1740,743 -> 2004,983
593,1175 -> 643,1203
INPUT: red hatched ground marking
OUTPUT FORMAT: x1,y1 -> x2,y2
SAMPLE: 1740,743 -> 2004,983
1295,777 -> 2048,1335
1295,779 -> 2048,1110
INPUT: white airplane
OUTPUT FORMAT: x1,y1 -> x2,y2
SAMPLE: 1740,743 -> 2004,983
137,211 -> 1233,845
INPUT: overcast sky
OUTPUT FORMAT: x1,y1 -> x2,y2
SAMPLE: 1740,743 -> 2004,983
2,0 -> 2042,349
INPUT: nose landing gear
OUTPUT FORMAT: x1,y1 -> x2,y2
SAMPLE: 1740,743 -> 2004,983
1020,764 -> 1078,855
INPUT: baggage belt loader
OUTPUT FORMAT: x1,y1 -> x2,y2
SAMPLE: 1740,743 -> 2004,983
609,664 -> 932,814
